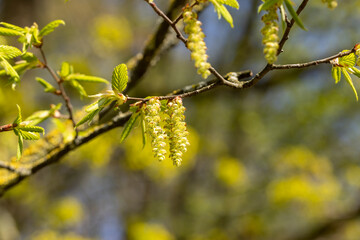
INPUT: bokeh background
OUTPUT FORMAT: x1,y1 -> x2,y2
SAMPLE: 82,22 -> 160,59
1,0 -> 360,239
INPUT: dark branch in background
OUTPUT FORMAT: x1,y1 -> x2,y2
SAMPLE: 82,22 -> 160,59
285,203 -> 360,240
126,0 -> 187,91
39,47 -> 77,135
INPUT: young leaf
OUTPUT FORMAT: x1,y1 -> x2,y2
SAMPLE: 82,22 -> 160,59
69,80 -> 87,97
209,0 -> 235,28
284,0 -> 307,31
338,51 -> 356,67
217,0 -> 239,9
331,67 -> 341,84
18,125 -> 45,134
16,130 -> 24,160
60,62 -> 71,77
280,4 -> 286,33
39,20 -> 65,37
112,64 -> 128,93
0,27 -> 24,36
13,104 -> 22,124
0,45 -> 22,59
0,22 -> 25,33
258,0 -> 281,13
66,74 -> 109,83
76,97 -> 113,127
0,57 -> 20,82
19,130 -> 40,140
120,112 -> 140,143
342,68 -> 358,101
36,77 -> 57,93
350,67 -> 360,78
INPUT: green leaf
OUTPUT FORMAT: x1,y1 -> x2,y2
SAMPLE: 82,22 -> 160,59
39,20 -> 65,37
284,0 -> 307,31
76,98 -> 113,127
0,22 -> 25,33
0,45 -> 22,59
19,130 -> 40,140
13,104 -> 22,124
36,77 -> 57,93
331,67 -> 341,84
18,125 -> 45,134
258,0 -> 281,13
112,64 -> 128,93
16,130 -> 24,160
69,80 -> 87,97
60,62 -> 70,77
338,51 -> 356,67
280,4 -> 286,33
350,67 -> 360,78
120,113 -> 140,143
66,74 -> 109,83
342,68 -> 358,101
0,57 -> 20,82
217,0 -> 239,9
0,27 -> 24,36
25,104 -> 61,126
209,0 -> 235,27
0,62 -> 30,77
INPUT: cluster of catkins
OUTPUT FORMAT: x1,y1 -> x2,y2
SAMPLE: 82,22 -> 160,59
261,3 -> 279,64
183,6 -> 211,79
322,0 -> 338,9
143,97 -> 190,166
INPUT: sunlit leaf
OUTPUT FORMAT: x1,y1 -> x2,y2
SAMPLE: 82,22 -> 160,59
350,67 -> 360,78
0,45 -> 22,59
18,125 -> 45,134
13,104 -> 22,124
60,62 -> 70,77
36,77 -> 57,93
342,68 -> 358,101
112,63 -> 128,93
120,112 -> 140,143
0,22 -> 25,33
0,57 -> 20,82
69,80 -> 87,97
19,130 -> 40,140
338,51 -> 356,67
217,0 -> 239,9
39,20 -> 65,37
0,27 -> 24,36
331,67 -> 341,84
66,74 -> 109,84
141,113 -> 147,148
16,130 -> 23,160
284,0 -> 307,30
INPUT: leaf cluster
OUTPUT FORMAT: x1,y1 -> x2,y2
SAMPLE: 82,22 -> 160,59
331,51 -> 360,100
208,0 -> 240,28
76,64 -> 129,127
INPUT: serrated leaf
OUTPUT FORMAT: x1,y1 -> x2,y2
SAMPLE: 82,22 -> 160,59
339,51 -> 356,68
258,0 -> 280,13
332,67 -> 341,84
284,0 -> 307,31
210,0 -> 234,27
18,125 -> 45,134
112,64 -> 128,93
69,80 -> 87,97
350,67 -> 360,78
36,77 -> 57,93
16,130 -> 23,160
60,62 -> 70,77
0,22 -> 25,33
85,97 -> 112,112
19,130 -> 40,140
0,62 -> 30,77
13,104 -> 22,124
217,0 -> 239,9
0,27 -> 24,36
0,45 -> 22,59
0,57 -> 20,82
120,112 -> 140,143
342,68 -> 358,101
39,20 -> 65,37
66,74 -> 109,83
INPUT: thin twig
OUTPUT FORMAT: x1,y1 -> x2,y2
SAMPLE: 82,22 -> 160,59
0,123 -> 17,132
39,48 -> 77,136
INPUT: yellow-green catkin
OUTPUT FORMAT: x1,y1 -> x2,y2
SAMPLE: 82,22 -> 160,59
321,0 -> 337,9
165,97 -> 190,166
183,6 -> 211,79
261,3 -> 279,64
144,98 -> 167,162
